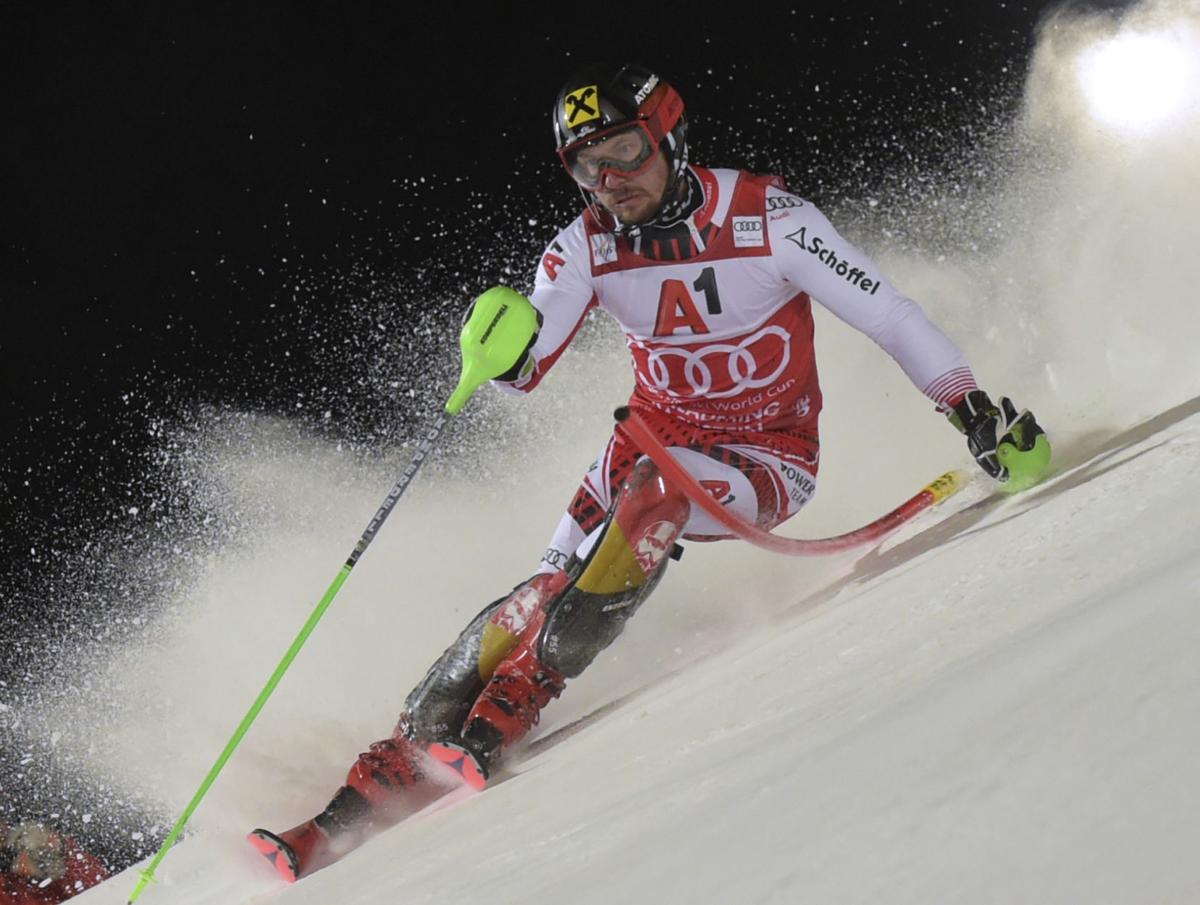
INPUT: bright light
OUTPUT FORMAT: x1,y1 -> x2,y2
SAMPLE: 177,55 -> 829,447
1077,29 -> 1199,135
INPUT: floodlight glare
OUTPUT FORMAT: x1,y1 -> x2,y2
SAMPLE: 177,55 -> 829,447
1077,29 -> 1199,135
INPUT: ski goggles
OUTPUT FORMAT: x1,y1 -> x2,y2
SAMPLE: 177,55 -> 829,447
558,121 -> 658,191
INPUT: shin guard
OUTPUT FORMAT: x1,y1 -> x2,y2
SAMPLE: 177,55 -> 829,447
540,457 -> 689,677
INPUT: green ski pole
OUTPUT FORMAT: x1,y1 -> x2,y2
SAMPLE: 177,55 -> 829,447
127,286 -> 538,903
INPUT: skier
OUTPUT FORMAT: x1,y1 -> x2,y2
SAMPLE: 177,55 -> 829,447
249,63 -> 1047,881
0,820 -> 109,905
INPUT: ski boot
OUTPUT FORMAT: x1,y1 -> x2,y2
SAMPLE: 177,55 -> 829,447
246,784 -> 366,884
248,729 -> 441,882
427,637 -> 566,790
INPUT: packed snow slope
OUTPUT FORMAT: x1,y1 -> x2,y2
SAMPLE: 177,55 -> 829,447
46,1 -> 1200,902
78,399 -> 1200,905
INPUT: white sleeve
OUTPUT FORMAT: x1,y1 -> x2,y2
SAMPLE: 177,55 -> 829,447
767,191 -> 976,408
497,218 -> 597,395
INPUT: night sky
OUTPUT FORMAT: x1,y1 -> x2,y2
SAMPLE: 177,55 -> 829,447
2,0 -> 1065,868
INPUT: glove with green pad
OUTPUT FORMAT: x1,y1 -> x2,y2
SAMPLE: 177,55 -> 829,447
446,285 -> 542,415
948,390 -> 1051,490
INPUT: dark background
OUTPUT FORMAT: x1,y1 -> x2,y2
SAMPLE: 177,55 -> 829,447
1,0 -> 1075,871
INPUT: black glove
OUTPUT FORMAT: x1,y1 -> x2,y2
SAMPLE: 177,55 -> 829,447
948,390 -> 1047,482
493,325 -> 539,382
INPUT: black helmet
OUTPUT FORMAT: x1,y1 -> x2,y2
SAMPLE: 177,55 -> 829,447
552,64 -> 688,203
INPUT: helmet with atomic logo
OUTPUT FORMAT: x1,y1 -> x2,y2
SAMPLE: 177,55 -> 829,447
552,63 -> 689,202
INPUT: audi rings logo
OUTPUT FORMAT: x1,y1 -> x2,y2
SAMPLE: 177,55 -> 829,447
732,216 -> 764,248
635,325 -> 792,399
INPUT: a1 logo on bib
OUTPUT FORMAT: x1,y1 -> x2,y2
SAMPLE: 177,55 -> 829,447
732,216 -> 764,248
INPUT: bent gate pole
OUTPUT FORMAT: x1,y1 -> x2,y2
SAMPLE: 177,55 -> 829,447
615,407 -> 966,555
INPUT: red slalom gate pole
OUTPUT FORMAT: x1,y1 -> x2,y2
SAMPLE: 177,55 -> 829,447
615,407 -> 967,556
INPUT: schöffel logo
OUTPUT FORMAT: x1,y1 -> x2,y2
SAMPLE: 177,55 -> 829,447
732,216 -> 764,248
784,226 -> 881,295
767,196 -> 805,212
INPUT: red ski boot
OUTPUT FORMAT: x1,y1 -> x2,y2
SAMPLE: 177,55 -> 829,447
249,729 -> 449,881
247,782 -> 371,883
427,638 -> 565,790
343,731 -> 436,815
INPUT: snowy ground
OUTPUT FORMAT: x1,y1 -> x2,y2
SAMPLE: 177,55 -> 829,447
73,397 -> 1200,905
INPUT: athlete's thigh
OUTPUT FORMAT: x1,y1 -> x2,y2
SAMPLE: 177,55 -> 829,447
670,443 -> 817,540
538,422 -> 819,566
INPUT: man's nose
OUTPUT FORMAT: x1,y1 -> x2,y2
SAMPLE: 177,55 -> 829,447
598,168 -> 630,191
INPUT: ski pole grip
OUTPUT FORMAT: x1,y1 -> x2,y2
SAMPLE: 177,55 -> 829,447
446,286 -> 540,415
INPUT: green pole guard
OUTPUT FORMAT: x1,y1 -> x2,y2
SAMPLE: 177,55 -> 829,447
998,432 -> 1052,492
446,286 -> 540,415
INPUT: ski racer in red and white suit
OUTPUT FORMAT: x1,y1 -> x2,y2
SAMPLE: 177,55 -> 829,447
0,821 -> 108,905
246,65 -> 1047,882
509,164 -> 978,574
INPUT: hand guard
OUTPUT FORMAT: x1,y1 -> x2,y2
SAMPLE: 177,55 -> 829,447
948,390 -> 1049,486
447,286 -> 542,414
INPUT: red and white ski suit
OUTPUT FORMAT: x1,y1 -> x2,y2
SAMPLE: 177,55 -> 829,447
0,840 -> 108,905
500,167 -> 977,571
